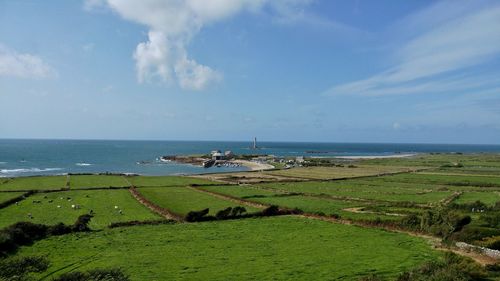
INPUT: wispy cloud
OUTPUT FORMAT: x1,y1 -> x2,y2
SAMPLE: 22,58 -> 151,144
0,44 -> 57,79
325,1 -> 500,97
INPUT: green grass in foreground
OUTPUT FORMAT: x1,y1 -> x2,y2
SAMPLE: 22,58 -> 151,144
0,189 -> 159,229
0,176 -> 66,191
128,175 -> 216,187
69,175 -> 129,189
15,217 -> 439,280
0,191 -> 26,204
137,186 -> 260,216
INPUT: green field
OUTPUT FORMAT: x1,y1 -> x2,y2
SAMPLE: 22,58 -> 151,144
69,175 -> 130,189
454,191 -> 500,206
0,191 -> 26,204
257,180 -> 453,204
264,165 -> 413,180
200,185 -> 401,221
0,176 -> 66,191
128,175 -> 216,187
0,189 -> 159,229
14,217 -> 439,280
137,186 -> 260,216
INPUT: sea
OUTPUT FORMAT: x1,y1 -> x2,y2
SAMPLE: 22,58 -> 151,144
0,139 -> 499,177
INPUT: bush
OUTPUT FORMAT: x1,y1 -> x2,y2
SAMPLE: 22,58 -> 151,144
0,256 -> 49,281
48,223 -> 72,236
72,214 -> 93,232
185,208 -> 210,222
52,268 -> 129,281
261,205 -> 280,216
215,207 -> 233,220
396,252 -> 487,281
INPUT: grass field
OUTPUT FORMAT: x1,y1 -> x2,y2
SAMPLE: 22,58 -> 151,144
69,175 -> 129,189
454,191 -> 500,206
0,189 -> 159,229
0,176 -> 66,191
264,165 -> 413,180
128,175 -> 216,187
257,181 -> 453,204
200,185 -> 401,221
137,186 -> 260,216
14,217 -> 439,280
0,191 -> 26,204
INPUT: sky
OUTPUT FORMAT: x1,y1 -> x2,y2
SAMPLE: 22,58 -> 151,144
1,0 -> 500,144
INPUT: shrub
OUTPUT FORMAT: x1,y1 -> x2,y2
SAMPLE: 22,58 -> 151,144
396,252 -> 487,281
261,205 -> 280,216
48,223 -> 72,236
185,208 -> 210,222
215,207 -> 233,220
52,268 -> 129,281
72,214 -> 93,232
0,256 -> 49,281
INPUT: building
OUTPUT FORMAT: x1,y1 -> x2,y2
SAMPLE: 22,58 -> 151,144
211,150 -> 224,160
224,150 -> 234,159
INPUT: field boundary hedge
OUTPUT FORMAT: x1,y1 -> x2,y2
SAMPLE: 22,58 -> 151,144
129,187 -> 184,221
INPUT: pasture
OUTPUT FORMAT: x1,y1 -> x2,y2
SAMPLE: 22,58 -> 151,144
264,165 -> 414,180
128,175 -> 216,187
14,217 -> 439,280
0,189 -> 159,229
0,176 -> 66,191
136,186 -> 260,216
0,191 -> 26,204
69,175 -> 130,189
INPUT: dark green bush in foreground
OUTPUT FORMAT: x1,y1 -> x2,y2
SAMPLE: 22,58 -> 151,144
0,256 -> 49,281
0,214 -> 93,256
52,268 -> 129,281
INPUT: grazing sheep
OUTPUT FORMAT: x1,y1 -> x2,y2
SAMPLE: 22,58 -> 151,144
114,206 -> 119,209
57,205 -> 61,208
27,213 -> 33,219
15,202 -> 19,205
118,209 -> 123,215
60,197 -> 64,200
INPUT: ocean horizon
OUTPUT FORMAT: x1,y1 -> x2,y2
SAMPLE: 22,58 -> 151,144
1,139 -> 500,177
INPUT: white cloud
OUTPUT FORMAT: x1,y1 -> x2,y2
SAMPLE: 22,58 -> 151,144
325,2 -> 500,97
0,45 -> 57,79
86,0 -> 316,91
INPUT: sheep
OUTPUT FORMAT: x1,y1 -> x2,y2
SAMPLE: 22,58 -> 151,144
114,205 -> 119,209
15,202 -> 19,206
57,205 -> 61,208
118,209 -> 123,215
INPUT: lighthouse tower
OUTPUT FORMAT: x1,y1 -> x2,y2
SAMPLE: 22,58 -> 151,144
252,137 -> 257,150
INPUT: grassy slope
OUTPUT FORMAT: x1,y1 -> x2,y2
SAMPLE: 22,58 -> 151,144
137,186 -> 259,215
0,191 -> 25,204
16,217 -> 439,281
0,189 -> 159,229
128,176 -> 216,187
69,175 -> 129,189
0,176 -> 66,191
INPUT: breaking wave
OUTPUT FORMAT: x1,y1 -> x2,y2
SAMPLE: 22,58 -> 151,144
0,168 -> 63,174
76,163 -> 93,166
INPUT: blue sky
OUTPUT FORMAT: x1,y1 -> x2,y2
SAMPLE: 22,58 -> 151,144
1,0 -> 499,144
